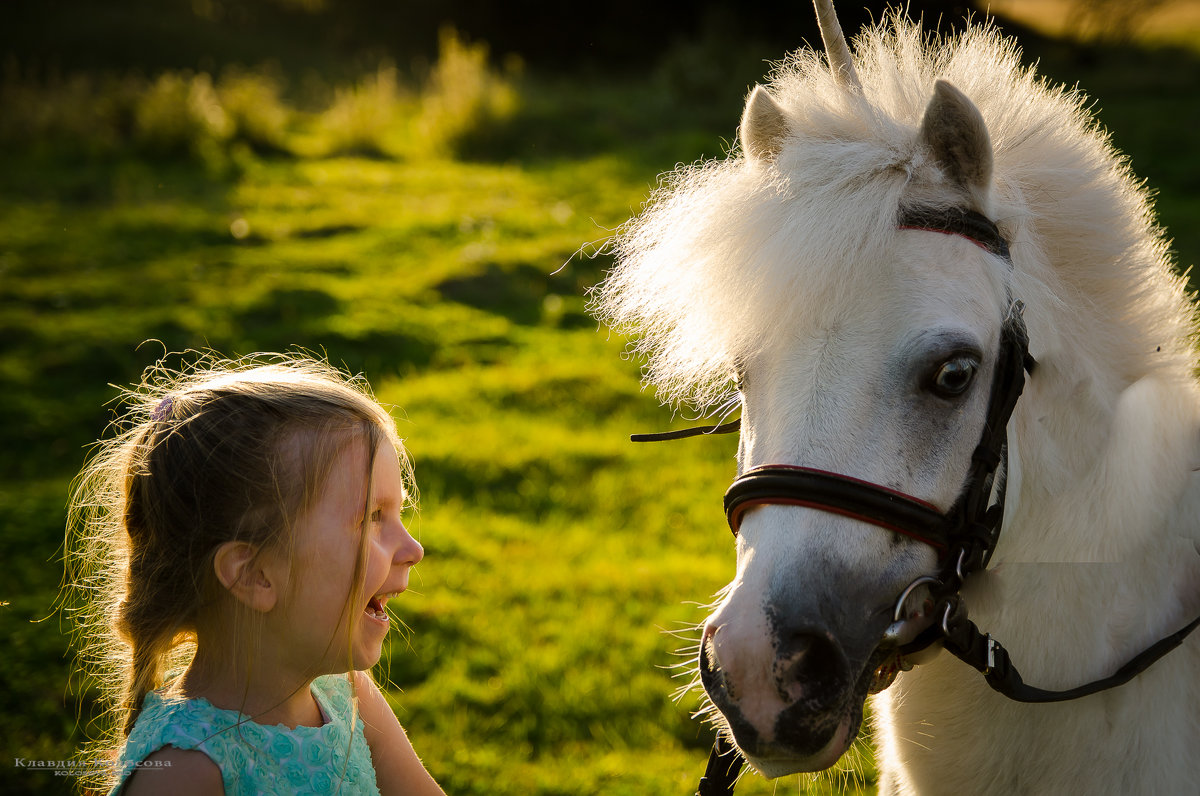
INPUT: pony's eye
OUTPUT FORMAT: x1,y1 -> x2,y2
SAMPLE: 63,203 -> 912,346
928,356 -> 979,398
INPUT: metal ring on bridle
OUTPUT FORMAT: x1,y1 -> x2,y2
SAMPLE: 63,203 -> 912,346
892,575 -> 942,623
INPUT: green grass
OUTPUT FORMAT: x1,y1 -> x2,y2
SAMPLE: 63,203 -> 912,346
0,73 -> 823,794
0,136 -> 872,792
3,11 -> 1200,796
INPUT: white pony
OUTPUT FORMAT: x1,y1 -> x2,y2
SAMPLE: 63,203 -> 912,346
594,1 -> 1200,793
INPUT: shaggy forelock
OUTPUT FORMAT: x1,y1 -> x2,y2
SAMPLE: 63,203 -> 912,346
591,14 -> 1195,411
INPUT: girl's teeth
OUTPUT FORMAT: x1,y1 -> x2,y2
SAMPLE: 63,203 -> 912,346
365,592 -> 399,621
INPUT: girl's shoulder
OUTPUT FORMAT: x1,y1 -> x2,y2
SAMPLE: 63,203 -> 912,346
119,746 -> 222,795
112,676 -> 379,796
117,688 -> 224,767
111,690 -> 227,795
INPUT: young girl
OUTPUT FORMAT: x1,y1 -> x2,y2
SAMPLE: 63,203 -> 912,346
66,353 -> 446,795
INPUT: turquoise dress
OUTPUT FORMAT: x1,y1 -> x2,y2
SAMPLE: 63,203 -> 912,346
111,674 -> 380,795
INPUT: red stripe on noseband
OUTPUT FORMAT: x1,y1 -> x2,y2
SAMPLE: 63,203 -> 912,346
727,496 -> 949,548
724,464 -> 952,551
740,464 -> 943,510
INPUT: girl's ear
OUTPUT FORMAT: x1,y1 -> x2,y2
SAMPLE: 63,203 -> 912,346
213,541 -> 278,613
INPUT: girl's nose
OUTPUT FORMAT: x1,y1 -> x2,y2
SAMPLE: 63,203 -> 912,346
397,525 -> 424,566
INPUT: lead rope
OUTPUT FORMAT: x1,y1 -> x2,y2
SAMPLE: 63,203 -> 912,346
939,605 -> 1200,704
697,733 -> 743,796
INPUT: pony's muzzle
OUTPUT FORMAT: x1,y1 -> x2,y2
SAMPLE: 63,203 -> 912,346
699,620 -> 855,768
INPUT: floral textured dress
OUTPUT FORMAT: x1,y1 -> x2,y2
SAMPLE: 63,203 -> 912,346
111,675 -> 380,795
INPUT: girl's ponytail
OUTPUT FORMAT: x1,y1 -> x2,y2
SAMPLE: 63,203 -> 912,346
116,604 -> 176,734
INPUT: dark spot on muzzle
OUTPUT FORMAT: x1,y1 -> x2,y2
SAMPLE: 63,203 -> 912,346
773,629 -> 852,711
773,698 -> 846,755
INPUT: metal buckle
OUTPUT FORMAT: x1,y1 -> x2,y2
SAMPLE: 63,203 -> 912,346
940,596 -> 965,637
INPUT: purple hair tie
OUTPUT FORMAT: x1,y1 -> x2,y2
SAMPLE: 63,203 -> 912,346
150,396 -> 175,422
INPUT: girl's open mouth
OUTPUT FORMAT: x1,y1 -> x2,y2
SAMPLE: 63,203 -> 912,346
365,592 -> 399,623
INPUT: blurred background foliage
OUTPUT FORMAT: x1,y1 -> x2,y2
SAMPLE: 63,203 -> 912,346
2,1 -> 1199,794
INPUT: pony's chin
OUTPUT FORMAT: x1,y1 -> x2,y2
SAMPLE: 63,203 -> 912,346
745,716 -> 855,777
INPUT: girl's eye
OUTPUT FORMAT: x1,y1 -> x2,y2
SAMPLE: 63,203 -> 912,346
927,355 -> 979,398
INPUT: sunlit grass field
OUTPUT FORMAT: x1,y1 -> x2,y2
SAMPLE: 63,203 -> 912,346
3,7 -> 1200,795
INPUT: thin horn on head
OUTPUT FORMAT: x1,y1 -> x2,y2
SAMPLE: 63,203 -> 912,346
813,0 -> 862,91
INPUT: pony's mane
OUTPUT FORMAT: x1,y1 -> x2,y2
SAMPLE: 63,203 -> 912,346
592,14 -> 1196,411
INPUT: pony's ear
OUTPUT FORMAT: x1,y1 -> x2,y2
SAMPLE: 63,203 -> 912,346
920,80 -> 993,210
741,85 -> 789,163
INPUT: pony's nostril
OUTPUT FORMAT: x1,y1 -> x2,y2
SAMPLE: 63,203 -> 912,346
774,632 -> 850,708
700,634 -> 713,671
699,624 -> 738,704
698,632 -> 723,693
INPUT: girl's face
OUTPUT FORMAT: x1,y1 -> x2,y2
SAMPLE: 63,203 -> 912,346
278,436 -> 423,674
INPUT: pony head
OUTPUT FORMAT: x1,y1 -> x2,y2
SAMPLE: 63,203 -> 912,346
594,2 -> 1155,779
596,0 -> 1199,784
702,68 -> 1017,773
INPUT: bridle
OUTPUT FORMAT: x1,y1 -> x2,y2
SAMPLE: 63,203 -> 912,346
630,206 -> 1200,796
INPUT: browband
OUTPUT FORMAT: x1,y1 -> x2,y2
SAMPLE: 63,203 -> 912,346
897,206 -> 1010,259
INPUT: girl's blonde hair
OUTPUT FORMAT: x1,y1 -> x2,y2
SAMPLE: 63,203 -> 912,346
64,352 -> 412,789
